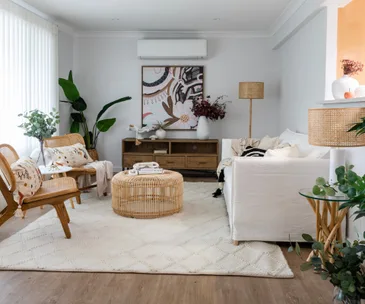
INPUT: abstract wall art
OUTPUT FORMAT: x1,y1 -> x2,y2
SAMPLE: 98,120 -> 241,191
142,66 -> 204,130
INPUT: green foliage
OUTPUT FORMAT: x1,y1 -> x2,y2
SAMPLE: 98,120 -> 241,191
290,235 -> 365,302
314,165 -> 365,221
59,70 -> 132,149
18,109 -> 59,141
312,177 -> 336,196
348,116 -> 365,137
153,120 -> 170,130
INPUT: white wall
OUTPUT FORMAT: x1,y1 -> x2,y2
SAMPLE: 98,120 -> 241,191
72,36 -> 280,169
58,30 -> 74,135
278,8 -> 328,133
277,5 -> 364,241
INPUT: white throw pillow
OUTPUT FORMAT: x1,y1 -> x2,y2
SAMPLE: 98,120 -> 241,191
258,136 -> 280,150
48,143 -> 93,167
279,128 -> 330,157
265,145 -> 300,158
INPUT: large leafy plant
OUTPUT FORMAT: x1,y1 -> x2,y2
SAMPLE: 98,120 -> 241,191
59,71 -> 131,149
18,109 -> 60,165
290,234 -> 365,303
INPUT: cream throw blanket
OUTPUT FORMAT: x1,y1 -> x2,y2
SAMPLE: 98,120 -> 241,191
78,161 -> 113,197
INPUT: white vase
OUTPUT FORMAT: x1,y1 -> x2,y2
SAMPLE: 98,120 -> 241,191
155,128 -> 166,139
355,85 -> 365,98
332,75 -> 359,99
196,116 -> 210,140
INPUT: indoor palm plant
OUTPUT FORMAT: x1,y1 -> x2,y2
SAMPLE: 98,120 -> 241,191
18,109 -> 60,166
59,71 -> 132,155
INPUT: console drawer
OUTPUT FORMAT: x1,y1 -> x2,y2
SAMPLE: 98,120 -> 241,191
155,156 -> 186,169
187,156 -> 217,169
123,155 -> 154,168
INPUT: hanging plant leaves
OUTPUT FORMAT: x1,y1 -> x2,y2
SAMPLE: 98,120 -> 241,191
70,121 -> 80,133
96,96 -> 131,122
72,97 -> 87,112
59,78 -> 80,102
96,118 -> 116,132
71,113 -> 85,123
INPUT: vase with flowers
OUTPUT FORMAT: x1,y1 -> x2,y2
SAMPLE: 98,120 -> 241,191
192,95 -> 229,140
332,59 -> 364,100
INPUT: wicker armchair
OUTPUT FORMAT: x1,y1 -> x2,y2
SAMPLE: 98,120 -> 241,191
0,144 -> 80,239
44,134 -> 98,196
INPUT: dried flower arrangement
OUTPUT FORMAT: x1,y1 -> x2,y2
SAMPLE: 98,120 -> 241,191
341,59 -> 364,76
191,95 -> 230,121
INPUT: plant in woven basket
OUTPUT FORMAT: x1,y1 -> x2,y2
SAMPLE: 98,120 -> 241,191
289,234 -> 365,303
18,109 -> 60,166
59,70 -> 132,149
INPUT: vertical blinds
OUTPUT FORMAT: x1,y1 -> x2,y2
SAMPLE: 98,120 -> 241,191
0,0 -> 58,156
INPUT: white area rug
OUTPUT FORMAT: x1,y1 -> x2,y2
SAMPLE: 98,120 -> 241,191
0,183 -> 293,278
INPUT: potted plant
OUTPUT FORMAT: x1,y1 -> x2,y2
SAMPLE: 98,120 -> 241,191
59,71 -> 132,157
291,164 -> 365,303
191,95 -> 230,140
332,59 -> 364,100
290,234 -> 365,304
153,121 -> 168,139
18,109 -> 60,166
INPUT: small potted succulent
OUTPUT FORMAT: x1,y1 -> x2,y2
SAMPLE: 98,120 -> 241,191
154,121 -> 168,139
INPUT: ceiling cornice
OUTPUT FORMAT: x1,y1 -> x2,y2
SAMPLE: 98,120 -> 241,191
269,0 -> 307,37
75,30 -> 270,39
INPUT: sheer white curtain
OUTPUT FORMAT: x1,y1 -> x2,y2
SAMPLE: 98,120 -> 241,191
0,0 -> 58,157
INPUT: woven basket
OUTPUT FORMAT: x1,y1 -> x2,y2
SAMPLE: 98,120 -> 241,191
112,170 -> 183,219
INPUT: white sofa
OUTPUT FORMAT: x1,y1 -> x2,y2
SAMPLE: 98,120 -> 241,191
222,133 -> 333,243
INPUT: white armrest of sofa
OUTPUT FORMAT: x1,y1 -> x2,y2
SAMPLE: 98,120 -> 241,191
228,157 -> 331,242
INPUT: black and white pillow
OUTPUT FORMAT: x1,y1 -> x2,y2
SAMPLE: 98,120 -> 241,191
241,146 -> 266,157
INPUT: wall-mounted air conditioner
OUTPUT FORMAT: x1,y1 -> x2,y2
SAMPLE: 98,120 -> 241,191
137,39 -> 207,59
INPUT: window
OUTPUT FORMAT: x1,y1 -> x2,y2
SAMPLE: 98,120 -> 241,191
0,0 -> 58,156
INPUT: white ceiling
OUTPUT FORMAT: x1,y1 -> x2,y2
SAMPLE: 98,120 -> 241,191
23,0 -> 292,32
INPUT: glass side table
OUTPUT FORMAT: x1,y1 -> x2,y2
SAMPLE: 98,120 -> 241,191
299,188 -> 350,260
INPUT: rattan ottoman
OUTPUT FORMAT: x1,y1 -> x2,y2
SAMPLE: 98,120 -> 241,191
112,170 -> 184,219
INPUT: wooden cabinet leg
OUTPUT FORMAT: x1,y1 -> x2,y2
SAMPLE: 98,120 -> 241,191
233,240 -> 239,246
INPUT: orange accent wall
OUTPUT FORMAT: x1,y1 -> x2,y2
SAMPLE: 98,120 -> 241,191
337,0 -> 365,84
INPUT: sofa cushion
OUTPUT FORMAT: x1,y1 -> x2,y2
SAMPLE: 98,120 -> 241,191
265,145 -> 300,158
257,136 -> 280,150
48,143 -> 93,167
279,129 -> 330,158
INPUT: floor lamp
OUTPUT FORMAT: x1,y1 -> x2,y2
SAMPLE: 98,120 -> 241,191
239,82 -> 264,138
308,107 -> 365,184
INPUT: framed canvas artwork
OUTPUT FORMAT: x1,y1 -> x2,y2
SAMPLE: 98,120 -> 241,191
142,66 -> 204,130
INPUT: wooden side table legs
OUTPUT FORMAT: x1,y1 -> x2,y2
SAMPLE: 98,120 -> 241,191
305,198 -> 348,261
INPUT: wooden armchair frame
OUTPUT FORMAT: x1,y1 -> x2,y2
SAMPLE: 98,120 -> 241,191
44,134 -> 97,193
0,144 -> 80,238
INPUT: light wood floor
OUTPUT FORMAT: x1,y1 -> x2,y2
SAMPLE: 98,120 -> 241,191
0,177 -> 332,304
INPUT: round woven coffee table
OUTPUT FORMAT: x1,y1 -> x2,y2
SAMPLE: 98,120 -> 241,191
112,170 -> 184,219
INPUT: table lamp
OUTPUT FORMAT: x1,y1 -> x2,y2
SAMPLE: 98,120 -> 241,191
308,107 -> 365,184
239,82 -> 264,138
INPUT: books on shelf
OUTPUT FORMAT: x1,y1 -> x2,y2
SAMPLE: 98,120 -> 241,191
153,149 -> 168,154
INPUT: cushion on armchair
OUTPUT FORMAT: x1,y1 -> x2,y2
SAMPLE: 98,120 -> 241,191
48,143 -> 93,167
11,157 -> 42,205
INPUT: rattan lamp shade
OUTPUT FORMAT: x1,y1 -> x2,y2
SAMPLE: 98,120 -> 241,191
239,82 -> 264,99
308,108 -> 365,147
